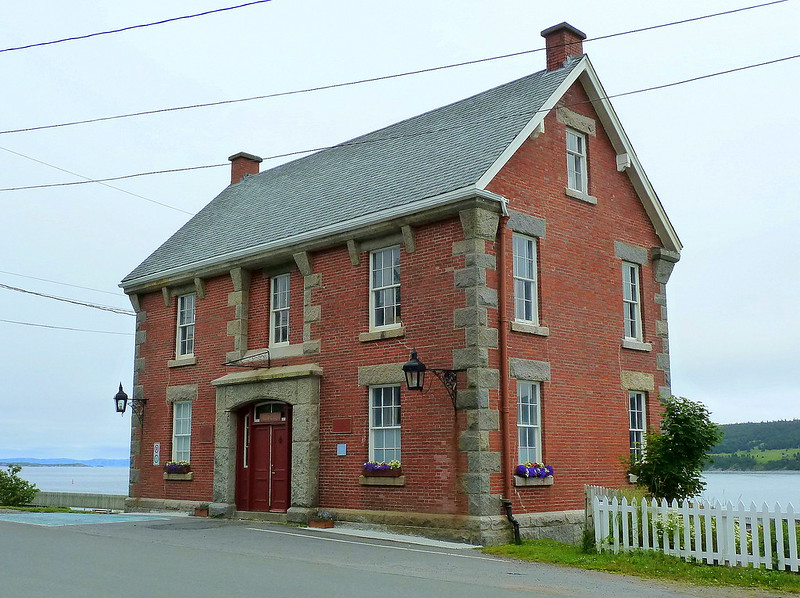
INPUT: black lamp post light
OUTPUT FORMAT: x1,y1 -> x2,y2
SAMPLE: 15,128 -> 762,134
114,383 -> 147,424
402,349 -> 464,410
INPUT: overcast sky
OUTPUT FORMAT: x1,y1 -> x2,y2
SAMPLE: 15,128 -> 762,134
1,0 -> 798,459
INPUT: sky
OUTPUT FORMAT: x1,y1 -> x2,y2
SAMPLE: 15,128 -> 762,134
1,0 -> 798,459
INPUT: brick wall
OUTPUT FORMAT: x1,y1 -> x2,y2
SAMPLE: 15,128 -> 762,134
131,79 -> 670,517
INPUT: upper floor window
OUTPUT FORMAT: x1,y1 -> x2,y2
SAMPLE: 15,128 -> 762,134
270,274 -> 290,346
566,129 -> 587,193
172,400 -> 192,462
628,391 -> 646,461
369,386 -> 401,463
176,293 -> 195,357
517,381 -> 541,464
622,261 -> 643,340
513,233 -> 538,324
370,246 -> 401,330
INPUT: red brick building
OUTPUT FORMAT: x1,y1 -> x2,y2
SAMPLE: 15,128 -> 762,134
120,23 -> 681,544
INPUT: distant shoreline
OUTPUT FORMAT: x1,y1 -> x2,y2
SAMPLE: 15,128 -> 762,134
1,462 -> 91,468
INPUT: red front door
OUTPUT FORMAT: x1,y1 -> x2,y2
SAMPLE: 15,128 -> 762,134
236,402 -> 291,512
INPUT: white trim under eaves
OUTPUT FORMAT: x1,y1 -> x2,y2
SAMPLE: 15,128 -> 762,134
121,186 -> 509,290
476,56 -> 682,254
475,57 -> 587,190
578,58 -> 681,252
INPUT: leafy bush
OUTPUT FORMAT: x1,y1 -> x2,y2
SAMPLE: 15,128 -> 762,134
0,465 -> 38,506
630,396 -> 721,502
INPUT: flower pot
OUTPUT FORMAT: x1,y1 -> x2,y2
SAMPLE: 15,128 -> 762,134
164,465 -> 190,474
308,519 -> 334,528
194,506 -> 209,517
362,468 -> 403,477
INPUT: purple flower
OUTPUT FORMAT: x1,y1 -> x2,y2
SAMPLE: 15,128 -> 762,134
515,464 -> 530,478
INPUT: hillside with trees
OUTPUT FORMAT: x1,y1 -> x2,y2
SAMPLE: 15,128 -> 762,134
708,420 -> 800,471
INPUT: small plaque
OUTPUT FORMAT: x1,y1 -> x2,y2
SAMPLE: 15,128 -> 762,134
153,442 -> 161,466
331,418 -> 352,434
336,444 -> 347,456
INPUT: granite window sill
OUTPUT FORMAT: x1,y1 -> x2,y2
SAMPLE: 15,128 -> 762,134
359,326 -> 405,343
359,475 -> 405,486
168,356 -> 197,368
564,187 -> 597,205
510,321 -> 550,336
622,339 -> 652,352
163,472 -> 194,481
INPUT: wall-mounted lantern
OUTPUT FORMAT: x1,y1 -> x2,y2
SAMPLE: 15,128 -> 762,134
113,383 -> 147,424
402,349 -> 463,410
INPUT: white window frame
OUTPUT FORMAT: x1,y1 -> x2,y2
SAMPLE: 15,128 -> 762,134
172,401 -> 192,462
270,273 -> 290,346
369,246 -> 401,331
517,381 -> 542,464
628,391 -> 646,460
566,129 -> 587,193
513,233 -> 539,325
176,293 -> 196,357
622,261 -> 643,341
369,385 -> 401,463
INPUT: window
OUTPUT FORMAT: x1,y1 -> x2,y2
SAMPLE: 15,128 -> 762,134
370,246 -> 401,329
176,293 -> 195,357
629,391 -> 646,460
369,386 -> 401,462
270,274 -> 290,346
172,401 -> 192,462
513,233 -> 538,324
566,129 -> 587,193
517,381 -> 541,463
622,261 -> 643,340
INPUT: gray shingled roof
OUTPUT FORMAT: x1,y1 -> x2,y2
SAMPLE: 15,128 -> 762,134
122,58 -> 580,285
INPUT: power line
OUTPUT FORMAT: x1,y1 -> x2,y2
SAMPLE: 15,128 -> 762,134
0,318 -> 133,335
0,145 -> 194,215
0,269 -> 123,296
0,283 -> 135,316
1,51 -> 797,194
0,0 -> 788,137
0,1 -> 274,54
0,163 -> 228,191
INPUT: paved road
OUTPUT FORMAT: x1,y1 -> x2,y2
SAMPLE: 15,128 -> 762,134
0,513 -> 777,597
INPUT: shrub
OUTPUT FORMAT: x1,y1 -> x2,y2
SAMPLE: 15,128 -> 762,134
630,396 -> 722,502
0,465 -> 38,506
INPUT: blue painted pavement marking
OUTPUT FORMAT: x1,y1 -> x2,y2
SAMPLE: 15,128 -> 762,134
0,512 -> 171,526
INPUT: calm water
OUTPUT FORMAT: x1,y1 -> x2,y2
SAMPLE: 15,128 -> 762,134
14,466 -> 129,495
11,467 -> 800,504
700,471 -> 800,506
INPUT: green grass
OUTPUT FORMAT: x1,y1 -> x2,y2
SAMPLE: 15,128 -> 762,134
483,539 -> 800,594
0,505 -> 77,513
713,448 -> 800,462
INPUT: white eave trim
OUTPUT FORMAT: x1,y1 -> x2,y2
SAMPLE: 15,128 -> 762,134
121,186 -> 508,290
476,55 -> 682,254
475,57 -> 587,190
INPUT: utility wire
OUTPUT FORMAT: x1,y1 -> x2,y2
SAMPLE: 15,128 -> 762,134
0,269 -> 123,296
0,0 -> 789,137
0,318 -> 133,335
1,51 -> 797,194
0,283 -> 135,316
0,145 -> 194,215
0,1 -> 274,54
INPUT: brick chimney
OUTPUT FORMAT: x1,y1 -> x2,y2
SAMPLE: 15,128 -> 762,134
541,22 -> 586,71
228,152 -> 263,184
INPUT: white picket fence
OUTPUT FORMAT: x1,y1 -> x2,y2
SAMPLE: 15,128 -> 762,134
592,494 -> 800,571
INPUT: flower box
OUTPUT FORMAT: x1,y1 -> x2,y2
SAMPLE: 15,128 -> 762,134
514,475 -> 554,487
308,519 -> 334,529
164,462 -> 191,474
361,468 -> 403,477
